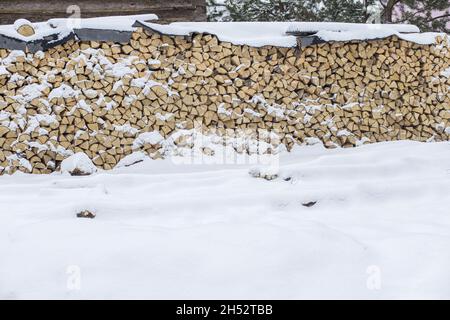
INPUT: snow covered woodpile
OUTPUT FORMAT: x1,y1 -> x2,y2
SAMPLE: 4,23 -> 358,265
0,18 -> 449,174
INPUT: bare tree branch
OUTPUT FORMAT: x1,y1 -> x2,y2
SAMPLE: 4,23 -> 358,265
426,13 -> 450,22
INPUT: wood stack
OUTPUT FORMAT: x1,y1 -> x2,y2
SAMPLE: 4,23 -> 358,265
0,27 -> 449,174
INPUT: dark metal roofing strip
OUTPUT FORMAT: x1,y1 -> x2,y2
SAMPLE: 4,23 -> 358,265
298,36 -> 326,48
0,34 -> 28,51
74,28 -> 133,43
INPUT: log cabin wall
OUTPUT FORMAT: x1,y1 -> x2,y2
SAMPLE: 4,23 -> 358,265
0,0 -> 207,24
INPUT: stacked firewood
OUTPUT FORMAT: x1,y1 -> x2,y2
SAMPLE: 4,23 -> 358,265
0,27 -> 449,174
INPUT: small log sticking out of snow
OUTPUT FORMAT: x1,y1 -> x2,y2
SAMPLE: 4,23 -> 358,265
76,210 -> 96,219
14,19 -> 35,37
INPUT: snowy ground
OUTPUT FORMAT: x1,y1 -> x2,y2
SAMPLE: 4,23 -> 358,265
1,140 -> 449,299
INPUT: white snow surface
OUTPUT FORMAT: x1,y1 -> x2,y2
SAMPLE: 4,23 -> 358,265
285,22 -> 419,33
1,140 -> 450,299
316,29 -> 447,45
139,21 -> 441,47
50,14 -> 158,31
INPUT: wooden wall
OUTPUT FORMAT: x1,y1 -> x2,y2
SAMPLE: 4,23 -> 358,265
0,0 -> 206,24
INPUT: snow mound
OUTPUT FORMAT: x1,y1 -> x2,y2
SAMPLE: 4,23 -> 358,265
60,152 -> 97,176
133,131 -> 165,149
0,141 -> 449,299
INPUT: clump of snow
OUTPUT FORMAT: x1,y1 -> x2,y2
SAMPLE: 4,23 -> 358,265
337,129 -> 352,137
24,114 -> 58,134
83,89 -> 98,99
0,66 -> 9,76
316,29 -> 447,45
68,99 -> 93,115
113,124 -> 139,136
133,131 -> 164,149
250,95 -> 286,119
6,154 -> 32,172
60,152 -> 97,176
147,59 -> 161,68
249,166 -> 279,180
14,82 -> 50,103
156,112 -> 174,122
116,151 -> 148,168
217,103 -> 232,117
130,74 -> 177,97
48,84 -> 80,100
1,50 -> 26,66
9,73 -> 25,83
106,57 -> 138,78
49,13 -> 158,32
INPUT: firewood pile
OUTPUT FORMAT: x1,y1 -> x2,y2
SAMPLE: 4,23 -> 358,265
0,26 -> 449,174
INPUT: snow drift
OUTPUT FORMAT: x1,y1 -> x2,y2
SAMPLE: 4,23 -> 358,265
0,140 -> 449,299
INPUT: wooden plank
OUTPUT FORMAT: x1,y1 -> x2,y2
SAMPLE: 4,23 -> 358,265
0,0 -> 206,24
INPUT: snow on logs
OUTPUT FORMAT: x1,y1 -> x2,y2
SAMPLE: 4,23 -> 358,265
14,19 -> 35,37
0,21 -> 449,175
